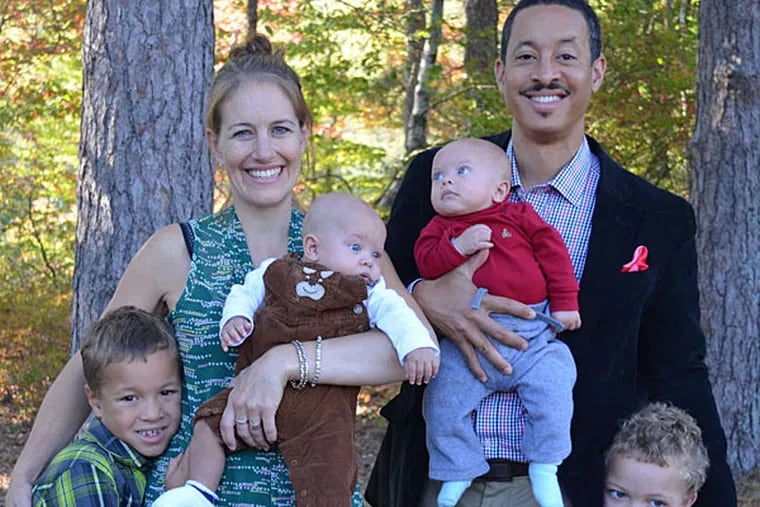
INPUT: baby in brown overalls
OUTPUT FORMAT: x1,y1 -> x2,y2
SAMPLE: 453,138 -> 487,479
158,192 -> 439,507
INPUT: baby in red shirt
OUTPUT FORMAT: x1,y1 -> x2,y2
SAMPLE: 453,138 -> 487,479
415,138 -> 580,507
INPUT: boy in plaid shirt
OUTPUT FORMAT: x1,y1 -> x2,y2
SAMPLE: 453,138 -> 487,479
31,307 -> 182,506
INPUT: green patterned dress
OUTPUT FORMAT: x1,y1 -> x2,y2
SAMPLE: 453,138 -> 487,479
143,206 -> 363,506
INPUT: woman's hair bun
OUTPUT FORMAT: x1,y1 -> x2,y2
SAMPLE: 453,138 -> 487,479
229,33 -> 275,60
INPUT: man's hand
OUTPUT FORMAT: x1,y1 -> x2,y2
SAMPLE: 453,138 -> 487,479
412,250 -> 534,381
551,310 -> 581,331
403,348 -> 440,385
452,224 -> 493,256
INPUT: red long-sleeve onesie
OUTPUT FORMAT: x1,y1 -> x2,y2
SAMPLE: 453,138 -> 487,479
414,200 -> 578,311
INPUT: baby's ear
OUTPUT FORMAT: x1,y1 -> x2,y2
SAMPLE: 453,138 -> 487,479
492,180 -> 510,203
302,234 -> 320,262
685,493 -> 698,507
84,384 -> 103,418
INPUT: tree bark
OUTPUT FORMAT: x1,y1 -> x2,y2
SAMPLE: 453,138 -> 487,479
247,0 -> 258,37
405,0 -> 444,155
375,0 -> 433,210
689,0 -> 760,474
464,0 -> 496,81
403,0 -> 426,154
72,0 -> 215,352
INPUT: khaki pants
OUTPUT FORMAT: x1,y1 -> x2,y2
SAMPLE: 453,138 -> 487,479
419,478 -> 539,507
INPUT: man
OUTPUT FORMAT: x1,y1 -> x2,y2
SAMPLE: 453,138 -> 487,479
366,1 -> 736,506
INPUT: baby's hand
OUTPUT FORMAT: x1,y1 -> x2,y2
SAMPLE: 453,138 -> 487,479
164,450 -> 189,490
403,348 -> 440,385
221,316 -> 252,352
452,224 -> 493,256
552,310 -> 581,332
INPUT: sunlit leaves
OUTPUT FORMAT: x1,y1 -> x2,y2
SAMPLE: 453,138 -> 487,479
590,0 -> 697,194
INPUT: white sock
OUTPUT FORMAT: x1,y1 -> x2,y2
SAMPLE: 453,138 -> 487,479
151,480 -> 218,507
528,462 -> 564,507
437,479 -> 473,507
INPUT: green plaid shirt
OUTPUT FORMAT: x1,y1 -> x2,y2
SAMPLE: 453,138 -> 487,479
32,418 -> 150,506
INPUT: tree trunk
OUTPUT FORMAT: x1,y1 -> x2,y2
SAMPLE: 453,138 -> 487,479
403,0 -> 426,154
375,0 -> 431,210
689,0 -> 760,475
464,0 -> 497,112
72,0 -> 215,352
248,0 -> 258,37
405,0 -> 444,155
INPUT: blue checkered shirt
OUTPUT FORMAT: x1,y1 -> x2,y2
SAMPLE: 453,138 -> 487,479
32,418 -> 149,506
474,136 -> 600,461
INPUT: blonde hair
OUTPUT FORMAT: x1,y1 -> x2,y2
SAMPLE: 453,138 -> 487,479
81,306 -> 180,394
206,33 -> 312,136
303,191 -> 384,238
606,402 -> 709,496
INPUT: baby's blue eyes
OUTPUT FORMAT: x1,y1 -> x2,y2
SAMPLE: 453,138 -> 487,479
349,244 -> 381,259
432,167 -> 470,180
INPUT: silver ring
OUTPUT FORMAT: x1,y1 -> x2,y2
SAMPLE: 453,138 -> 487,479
234,416 -> 248,424
249,421 -> 262,429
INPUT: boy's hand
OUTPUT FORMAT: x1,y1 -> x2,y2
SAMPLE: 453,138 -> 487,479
452,224 -> 493,256
164,450 -> 189,490
552,310 -> 581,331
221,316 -> 252,352
403,348 -> 440,385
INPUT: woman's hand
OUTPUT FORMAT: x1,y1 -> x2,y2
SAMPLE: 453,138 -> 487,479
220,345 -> 293,451
413,250 -> 534,381
5,477 -> 32,507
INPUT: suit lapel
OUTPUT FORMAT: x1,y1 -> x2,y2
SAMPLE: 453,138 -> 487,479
576,144 -> 642,334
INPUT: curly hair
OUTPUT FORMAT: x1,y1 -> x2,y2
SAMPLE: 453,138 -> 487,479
606,402 -> 709,496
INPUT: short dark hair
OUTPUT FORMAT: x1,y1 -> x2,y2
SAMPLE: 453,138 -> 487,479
81,306 -> 180,394
500,0 -> 602,62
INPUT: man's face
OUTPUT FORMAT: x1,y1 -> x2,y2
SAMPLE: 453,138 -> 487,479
495,4 -> 606,144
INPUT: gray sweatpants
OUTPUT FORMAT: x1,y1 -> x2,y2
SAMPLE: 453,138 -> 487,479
423,301 -> 577,481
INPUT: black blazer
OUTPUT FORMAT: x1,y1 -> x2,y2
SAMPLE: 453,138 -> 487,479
366,132 -> 735,507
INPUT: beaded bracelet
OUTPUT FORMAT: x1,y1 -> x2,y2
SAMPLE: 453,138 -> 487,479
290,339 -> 309,390
310,336 -> 323,387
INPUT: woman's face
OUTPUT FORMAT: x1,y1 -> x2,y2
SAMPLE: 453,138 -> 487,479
208,79 -> 308,209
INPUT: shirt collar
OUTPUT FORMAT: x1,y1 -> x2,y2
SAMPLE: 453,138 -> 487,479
84,417 -> 151,471
506,136 -> 592,207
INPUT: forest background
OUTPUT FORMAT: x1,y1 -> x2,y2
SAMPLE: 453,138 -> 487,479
0,0 -> 757,504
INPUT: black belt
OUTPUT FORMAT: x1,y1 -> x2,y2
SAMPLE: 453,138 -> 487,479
477,459 -> 529,482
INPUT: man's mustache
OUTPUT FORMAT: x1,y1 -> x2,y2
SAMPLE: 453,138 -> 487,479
519,82 -> 571,95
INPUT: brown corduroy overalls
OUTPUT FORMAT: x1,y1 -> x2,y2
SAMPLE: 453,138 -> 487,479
195,255 -> 370,507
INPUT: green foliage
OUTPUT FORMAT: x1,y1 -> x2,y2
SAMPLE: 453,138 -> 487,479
256,0 -> 409,213
0,287 -> 70,421
0,2 -> 83,412
590,0 -> 698,195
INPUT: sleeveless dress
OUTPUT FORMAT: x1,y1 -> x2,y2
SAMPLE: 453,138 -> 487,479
143,206 -> 363,506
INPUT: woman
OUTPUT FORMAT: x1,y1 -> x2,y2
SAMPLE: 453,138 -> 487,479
7,35 -> 411,506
